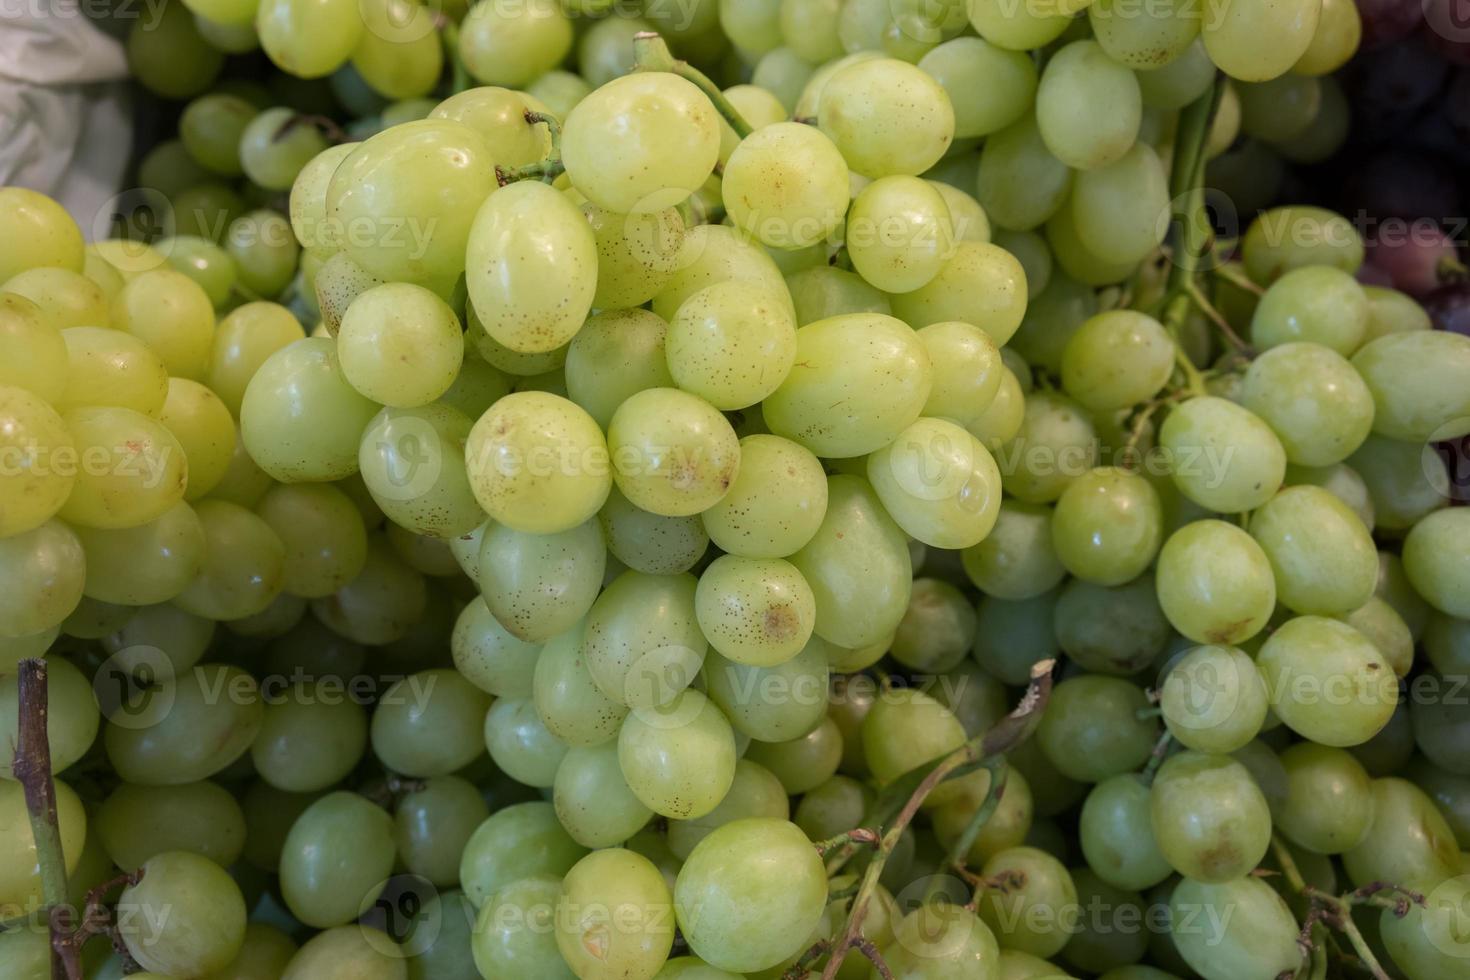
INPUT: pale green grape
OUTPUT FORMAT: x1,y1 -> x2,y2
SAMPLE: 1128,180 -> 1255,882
1050,467 -> 1162,586
555,740 -> 654,848
1063,311 -> 1176,415
1257,616 -> 1397,746
1158,396 -> 1285,512
160,235 -> 235,310
125,6 -> 224,97
890,240 -> 1029,344
484,696 -> 569,787
1011,273 -> 1099,375
960,500 -> 1066,599
995,390 -> 1097,504
651,223 -> 792,321
3,267 -> 108,330
846,176 -> 955,294
432,87 -> 553,170
288,143 -> 354,259
1352,330 -> 1470,442
533,619 -> 629,748
460,801 -> 587,908
718,85 -> 788,166
1079,774 -> 1173,891
599,486 -> 708,576
785,266 -> 891,326
1069,142 -> 1171,266
694,554 -> 815,667
932,764 -> 1033,865
606,387 -> 740,518
225,209 -> 301,298
933,180 -> 993,245
666,281 -> 797,410
359,402 -> 485,539
883,902 -> 1003,977
200,923 -> 298,980
994,229 -> 1051,299
281,926 -> 407,980
1251,265 -> 1367,355
0,294 -> 67,403
157,378 -> 233,501
1241,205 -> 1363,284
973,845 -> 1078,958
101,602 -> 213,679
89,238 -> 168,280
1342,777 -> 1461,891
1337,595 -> 1412,677
764,313 -> 931,458
577,13 -> 653,88
966,0 -> 1072,50
110,267 -> 215,381
1241,342 -> 1375,466
104,665 -> 264,784
206,302 -> 305,416
93,780 -> 245,870
1249,485 -> 1376,615
371,668 -> 491,778
745,715 -> 843,795
59,406 -> 188,530
699,436 -> 825,559
868,416 -> 1003,549
919,36 -> 1036,139
563,309 -> 674,430
0,187 -> 84,281
1160,644 -> 1268,754
326,120 -> 496,283
170,499 -> 285,619
467,181 -> 596,355
675,818 -> 828,973
1136,39 -> 1217,109
115,851 -> 245,976
1168,876 -> 1303,980
913,322 -> 1002,427
1036,41 -> 1141,170
571,192 -> 687,311
1201,0 -> 1321,81
71,500 -> 201,606
556,848 -> 675,979
0,657 -> 96,778
477,518 -> 604,643
972,590 -> 1061,685
1362,284 -> 1431,342
0,385 -> 74,538
1155,519 -> 1275,645
780,0 -> 844,62
1348,434 -> 1447,533
1089,0 -> 1200,68
703,637 -> 829,742
1151,751 -> 1272,881
899,583 -> 984,677
1294,0 -> 1360,74
1037,675 -> 1158,783
1047,202 -> 1142,286
1276,742 -> 1373,854
751,47 -> 816,113
465,391 -> 611,534
0,627 -> 58,673
351,0 -> 443,100
1403,508 -> 1470,618
977,114 -> 1072,232
723,122 -> 849,249
308,534 -> 426,643
251,681 -> 368,793
256,482 -> 367,598
58,325 -> 169,416
817,57 -> 954,178
452,596 -> 540,698
256,0 -> 363,78
564,72 -> 720,213
472,875 -> 573,979
618,688 -> 737,819
459,0 -> 571,87
722,0 -> 782,53
579,570 -> 701,709
279,792 -> 395,927
862,685 -> 965,794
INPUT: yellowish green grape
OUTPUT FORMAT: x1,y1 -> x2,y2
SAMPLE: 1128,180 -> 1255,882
1201,0 -> 1321,82
704,637 -> 829,743
1349,434 -> 1447,532
701,434 -> 828,559
158,378 -> 234,501
206,302 -> 305,416
1241,205 -> 1363,283
1257,615 -> 1397,747
915,321 -> 1004,425
818,57 -> 955,178
477,518 -> 604,644
255,0 -> 363,78
1403,507 -> 1470,619
920,36 -> 1037,139
1155,519 -> 1276,645
846,175 -> 955,293
110,267 -> 215,381
1150,751 -> 1272,881
607,387 -> 740,517
581,569 -> 703,709
862,685 -> 965,793
280,925 -> 407,980
432,87 -> 553,170
1250,265 -> 1368,355
996,390 -> 1098,504
280,792 -> 395,928
351,0 -> 443,101
59,406 -> 187,529
667,281 -> 796,411
92,779 -> 246,870
1069,142 -> 1171,266
694,554 -> 816,667
1276,742 -> 1373,854
961,500 -> 1066,599
651,223 -> 792,321
0,187 -> 84,282
868,416 -> 1003,549
0,293 -> 67,403
599,486 -> 709,576
359,402 -> 486,540
173,499 -> 286,620
1241,342 -> 1375,466
471,874 -> 572,979
288,143 -> 355,259
252,681 -> 368,793
334,282 -> 462,407
533,619 -> 629,747
667,758 -> 790,861
1160,644 -> 1268,754
563,308 -> 674,429
1249,485 -> 1376,615
0,777 -> 86,911
619,688 -> 738,819
0,385 -> 75,538
785,265 -> 891,326
555,739 -> 654,848
3,266 -> 109,330
976,114 -> 1072,232
573,191 -> 687,311
104,664 -> 263,784
1351,330 -> 1470,442
555,848 -> 675,979
58,325 -> 169,416
73,500 -> 203,606
115,851 -> 246,976
1168,876 -> 1303,980
0,657 -> 96,780
723,122 -> 848,249
1159,396 -> 1286,513
1050,466 -> 1163,585
256,482 -> 367,598
1036,41 -> 1141,170
458,0 -> 572,88
373,669 -> 492,778
889,241 -> 1028,344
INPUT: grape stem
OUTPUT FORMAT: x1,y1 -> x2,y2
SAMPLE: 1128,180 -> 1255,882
632,32 -> 755,139
1161,76 -> 1227,363
1181,278 -> 1253,355
811,660 -> 1056,980
1139,730 -> 1174,785
1211,262 -> 1265,296
924,759 -> 1007,906
495,111 -> 567,186
813,828 -> 880,856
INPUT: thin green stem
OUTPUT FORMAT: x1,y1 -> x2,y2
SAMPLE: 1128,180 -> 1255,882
1182,278 -> 1253,354
814,828 -> 880,857
495,110 -> 566,186
1212,262 -> 1264,296
632,32 -> 754,139
1140,730 -> 1174,786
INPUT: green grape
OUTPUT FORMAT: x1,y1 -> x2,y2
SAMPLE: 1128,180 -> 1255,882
158,378 -> 234,501
972,590 -> 1061,686
359,402 -> 486,539
563,71 -> 720,213
1135,39 -> 1216,109
973,845 -> 1078,958
172,499 -> 285,619
675,818 -> 828,973
1426,612 -> 1470,678
225,209 -> 300,297
607,387 -> 740,517
0,187 -> 83,281
1256,616 -> 1397,747
458,0 -> 571,87
917,36 -> 1036,140
61,594 -> 133,639
0,657 -> 95,780
1343,777 -> 1461,891
3,267 -> 109,330
0,385 -> 74,538
452,596 -> 540,698
555,740 -> 655,847
721,0 -> 782,53
1352,330 -> 1470,442
932,762 -> 1034,865
178,93 -> 254,176
1237,74 -> 1323,143
93,780 -> 245,870
467,181 -> 596,355
577,14 -> 654,88
1404,508 -> 1470,618
1294,0 -> 1361,74
58,325 -> 169,416
1201,0 -> 1320,81
779,0 -> 844,62
1047,203 -> 1142,287
1158,396 -> 1286,512
977,114 -> 1072,232
562,309 -> 673,429
192,12 -> 261,54
885,579 -> 973,674
102,602 -> 214,678
433,88 -> 554,170
654,957 -> 745,980
89,238 -> 169,281
1348,434 -> 1448,533
995,229 -> 1052,299
1079,774 -> 1173,891
103,664 -> 262,784
288,143 -> 354,259
694,554 -> 816,667
370,668 -> 490,778
127,0 -> 225,96
1068,143 -> 1171,266
704,637 -> 829,743
666,281 -> 797,410
1361,284 -> 1431,341
1089,0 -> 1200,68
1049,467 -> 1163,585
0,777 -> 86,912
1054,573 -> 1171,675
351,0 -> 443,100
966,0 -> 1072,50
137,136 -> 212,197
170,182 -> 245,242
556,848 -> 675,980
73,500 -> 203,606
251,680 -> 368,792
1337,595 -> 1412,677
890,240 -> 1029,344
845,176 -> 954,294
1037,676 -> 1158,783
785,266 -> 891,326
110,267 -> 215,381
256,0 -> 363,77
1011,272 -> 1100,374
1250,265 -> 1367,355
460,801 -> 588,908
478,519 -> 605,643
934,180 -> 994,245
326,120 -> 497,283
867,416 -> 1003,549
1167,876 -> 1303,980
1061,869 -> 1151,974
880,902 -> 1003,977
751,47 -> 816,112
241,337 -> 379,483
116,851 -> 246,976
279,792 -> 395,927
465,391 -> 611,534
206,302 -> 305,416
599,486 -> 709,576
764,313 -> 931,458
0,627 -> 59,672
59,406 -> 188,530
1241,205 -> 1363,284
572,193 -> 687,312
916,321 -> 1004,427
161,235 -> 236,309
651,223 -> 792,322
861,685 -> 965,797
200,923 -> 299,980
1150,751 -> 1272,881
1242,342 -> 1375,466
533,619 -> 629,748
1380,874 -> 1470,980
723,123 -> 849,249
996,390 -> 1098,504
1275,742 -> 1374,854
484,696 -> 569,787
961,500 -> 1067,600
310,532 -> 427,643
1036,41 -> 1141,170
0,294 -> 67,403
618,688 -> 738,819
256,482 -> 367,598
281,925 -> 407,980
1160,644 -> 1268,754
718,85 -> 788,167
472,875 -> 574,979
1248,483 -> 1375,613
817,57 -> 954,178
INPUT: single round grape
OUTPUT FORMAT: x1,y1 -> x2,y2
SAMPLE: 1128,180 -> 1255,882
890,240 -> 1029,345
960,500 -> 1067,600
116,851 -> 246,976
452,596 -> 539,698
1201,0 -> 1321,81
109,266 -> 215,381
0,521 -> 82,635
1050,467 -> 1163,586
103,664 -> 263,785
310,534 -> 428,644
1071,142 -> 1172,265
606,387 -> 740,518
651,223 -> 792,322
1241,342 -> 1375,467
1347,434 -> 1448,533
465,391 -> 611,534
976,114 -> 1072,233
57,325 -> 168,416
1403,508 -> 1470,619
599,485 -> 709,576
555,739 -> 654,848
251,680 -> 368,793
1060,311 -> 1175,413
477,518 -> 605,644
1168,876 -> 1303,980
1054,573 -> 1171,675
1159,396 -> 1286,513
882,902 -> 1004,978
370,668 -> 491,778
1080,774 -> 1174,891
359,402 -> 486,540
618,688 -> 737,820
1275,742 -> 1374,855
973,845 -> 1078,958
154,381 -> 231,503
335,283 -> 462,407
1048,202 -> 1144,286
868,416 -> 1003,549
694,554 -> 816,667
459,0 -> 571,87
1249,485 -> 1377,615
744,715 -> 843,796
280,925 -> 406,980
1036,40 -> 1141,170
966,0 -> 1072,50
350,0 -> 444,101
279,792 -> 395,928
471,874 -> 572,978
170,499 -> 285,620
459,801 -> 587,909
846,176 -> 955,294
0,384 -> 75,537
533,620 -> 629,748
861,685 -> 965,795
1037,675 -> 1158,784
255,0 -> 363,78
205,302 -> 305,416
1250,265 -> 1368,356
884,579 -> 973,674
73,500 -> 204,606
997,390 -> 1098,504
93,780 -> 246,871
723,122 -> 848,249
1151,751 -> 1272,881
1241,206 -> 1364,284
59,405 -> 188,531
1256,616 -> 1397,747
484,696 -> 569,788
786,265 -> 891,326
972,590 -> 1061,686
818,57 -> 954,177
1285,461 -> 1376,532
1089,0 -> 1200,68
764,313 -> 932,458
703,637 -> 830,744
0,187 -> 84,281
918,320 -> 1005,426
556,848 -> 675,980
562,308 -> 672,430
0,294 -> 67,404
1160,645 -> 1268,754
3,266 -> 109,331
666,281 -> 797,410
1352,330 -> 1470,443
432,87 -> 553,170
1342,777 -> 1462,891
255,482 -> 367,598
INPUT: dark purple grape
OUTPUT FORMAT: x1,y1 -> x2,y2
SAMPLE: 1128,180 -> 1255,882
1349,35 -> 1452,112
1355,0 -> 1425,48
1369,223 -> 1463,296
1340,149 -> 1463,222
1422,281 -> 1470,335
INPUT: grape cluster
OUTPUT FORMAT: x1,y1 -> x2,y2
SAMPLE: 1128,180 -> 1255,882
2,2 -> 1470,980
